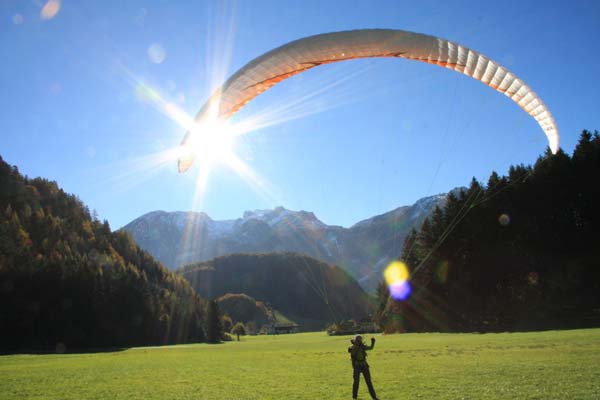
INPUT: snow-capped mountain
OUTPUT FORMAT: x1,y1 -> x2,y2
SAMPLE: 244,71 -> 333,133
121,193 -> 450,292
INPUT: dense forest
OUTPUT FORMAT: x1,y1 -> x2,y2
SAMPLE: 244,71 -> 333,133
377,130 -> 600,333
2,129 -> 598,350
216,293 -> 281,331
0,156 -> 206,351
179,252 -> 373,330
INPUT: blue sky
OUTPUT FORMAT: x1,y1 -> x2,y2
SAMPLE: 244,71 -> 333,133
2,0 -> 599,229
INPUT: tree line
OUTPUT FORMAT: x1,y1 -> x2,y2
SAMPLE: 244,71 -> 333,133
3,128 -> 598,350
0,156 -> 211,351
377,130 -> 600,332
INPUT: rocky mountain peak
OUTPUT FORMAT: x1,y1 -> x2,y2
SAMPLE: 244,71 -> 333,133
122,191 -> 454,292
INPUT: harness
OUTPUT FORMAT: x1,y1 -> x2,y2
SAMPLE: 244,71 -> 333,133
349,344 -> 369,368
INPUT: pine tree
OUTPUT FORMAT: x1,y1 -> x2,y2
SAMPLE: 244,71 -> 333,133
206,300 -> 223,343
374,280 -> 390,327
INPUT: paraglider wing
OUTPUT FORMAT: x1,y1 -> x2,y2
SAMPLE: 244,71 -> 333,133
178,29 -> 558,172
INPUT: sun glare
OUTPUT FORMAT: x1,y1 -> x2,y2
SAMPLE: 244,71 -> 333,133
187,119 -> 236,168
109,1 -> 371,216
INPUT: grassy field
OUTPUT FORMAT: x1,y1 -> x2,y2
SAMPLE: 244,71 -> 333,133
1,329 -> 599,399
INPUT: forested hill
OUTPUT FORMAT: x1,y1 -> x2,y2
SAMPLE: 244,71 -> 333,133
378,130 -> 600,333
0,156 -> 205,351
179,253 -> 373,330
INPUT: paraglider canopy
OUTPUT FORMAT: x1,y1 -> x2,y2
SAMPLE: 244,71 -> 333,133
179,29 -> 559,173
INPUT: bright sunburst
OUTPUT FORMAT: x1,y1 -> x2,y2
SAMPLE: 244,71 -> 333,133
110,61 -> 371,212
108,0 -> 373,213
185,119 -> 236,171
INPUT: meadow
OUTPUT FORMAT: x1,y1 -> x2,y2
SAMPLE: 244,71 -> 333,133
1,329 -> 599,399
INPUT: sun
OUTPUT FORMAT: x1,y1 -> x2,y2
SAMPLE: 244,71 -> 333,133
188,119 -> 235,167
117,79 -> 273,203
177,117 -> 237,173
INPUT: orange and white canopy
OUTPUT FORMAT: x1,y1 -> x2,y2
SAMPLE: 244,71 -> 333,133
179,29 -> 558,172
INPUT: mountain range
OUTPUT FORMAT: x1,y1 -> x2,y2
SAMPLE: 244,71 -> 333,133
122,193 -> 449,292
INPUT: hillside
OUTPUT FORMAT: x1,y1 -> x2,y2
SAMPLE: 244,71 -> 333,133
179,253 -> 373,330
378,131 -> 600,333
0,156 -> 205,350
123,195 -> 447,292
216,293 -> 291,331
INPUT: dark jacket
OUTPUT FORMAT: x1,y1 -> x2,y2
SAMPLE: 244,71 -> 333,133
348,340 -> 375,368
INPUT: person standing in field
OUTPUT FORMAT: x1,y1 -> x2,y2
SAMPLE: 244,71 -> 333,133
348,335 -> 378,400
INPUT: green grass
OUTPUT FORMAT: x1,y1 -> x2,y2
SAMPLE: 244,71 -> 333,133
1,329 -> 599,399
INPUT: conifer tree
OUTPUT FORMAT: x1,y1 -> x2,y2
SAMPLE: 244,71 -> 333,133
206,300 -> 223,343
378,129 -> 600,333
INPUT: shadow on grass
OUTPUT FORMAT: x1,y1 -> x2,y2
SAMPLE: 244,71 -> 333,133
1,339 -> 226,356
0,346 -> 129,356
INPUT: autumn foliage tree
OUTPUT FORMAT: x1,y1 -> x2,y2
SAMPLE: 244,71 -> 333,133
0,156 -> 206,351
231,322 -> 247,341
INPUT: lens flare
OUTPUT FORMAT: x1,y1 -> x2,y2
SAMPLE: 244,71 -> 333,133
384,261 -> 411,301
12,14 -> 24,25
40,0 -> 61,20
498,213 -> 510,226
527,271 -> 539,285
389,281 -> 412,301
384,261 -> 409,285
148,43 -> 166,64
434,260 -> 449,284
135,84 -> 160,102
50,82 -> 62,95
